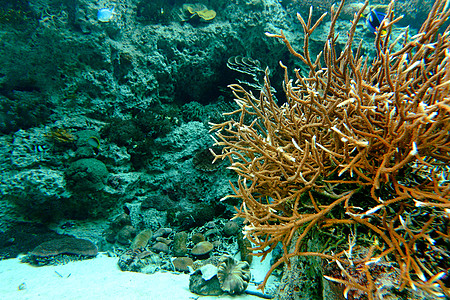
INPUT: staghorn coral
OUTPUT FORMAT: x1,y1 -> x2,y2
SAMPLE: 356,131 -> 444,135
217,255 -> 251,295
210,0 -> 450,298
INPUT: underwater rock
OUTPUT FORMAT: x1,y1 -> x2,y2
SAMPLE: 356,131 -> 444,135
116,225 -> 137,245
118,248 -> 163,273
74,130 -> 101,158
191,232 -> 205,245
192,147 -> 223,172
101,144 -> 131,171
141,194 -> 176,211
30,237 -> 98,257
212,240 -> 221,249
168,203 -> 219,230
222,220 -> 239,237
172,231 -> 188,257
131,229 -> 153,250
3,168 -> 70,221
189,267 -> 223,296
151,242 -> 169,254
101,228 -> 116,244
125,202 -> 167,233
153,227 -> 173,239
136,0 -> 172,25
192,255 -> 223,270
103,212 -> 132,244
172,256 -> 194,272
155,237 -> 171,245
204,228 -> 220,240
10,128 -> 52,168
0,222 -> 64,260
217,255 -> 251,295
237,232 -> 253,264
0,92 -> 53,135
23,237 -> 98,266
110,212 -> 132,231
191,241 -> 214,257
65,158 -> 109,191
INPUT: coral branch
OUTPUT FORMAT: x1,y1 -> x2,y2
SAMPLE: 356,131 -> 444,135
211,0 -> 450,298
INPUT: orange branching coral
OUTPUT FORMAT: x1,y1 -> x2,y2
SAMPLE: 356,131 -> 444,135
210,0 -> 450,298
44,127 -> 75,144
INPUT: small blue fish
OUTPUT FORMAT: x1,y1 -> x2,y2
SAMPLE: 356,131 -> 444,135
97,6 -> 115,22
366,9 -> 386,34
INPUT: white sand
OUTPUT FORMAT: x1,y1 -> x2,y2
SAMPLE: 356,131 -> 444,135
0,253 -> 276,300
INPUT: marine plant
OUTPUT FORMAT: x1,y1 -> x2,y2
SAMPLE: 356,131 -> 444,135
210,0 -> 450,298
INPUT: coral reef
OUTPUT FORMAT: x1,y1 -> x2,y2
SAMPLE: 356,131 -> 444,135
0,0 -> 301,231
0,222 -> 64,260
211,0 -> 450,298
217,255 -> 251,294
65,158 -> 109,191
191,241 -> 214,257
237,232 -> 253,264
23,237 -> 97,266
0,92 -> 54,134
2,0 -> 446,297
192,146 -> 223,172
131,229 -> 153,250
172,231 -> 189,257
188,254 -> 252,296
178,3 -> 217,22
172,256 -> 194,272
30,237 -> 97,257
189,265 -> 224,296
3,168 -> 70,221
118,247 -> 166,273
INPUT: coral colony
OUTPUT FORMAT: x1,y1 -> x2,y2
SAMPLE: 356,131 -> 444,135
211,0 -> 450,298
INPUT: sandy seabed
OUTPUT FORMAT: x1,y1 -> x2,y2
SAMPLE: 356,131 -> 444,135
0,253 -> 275,300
